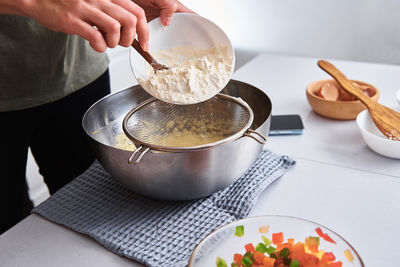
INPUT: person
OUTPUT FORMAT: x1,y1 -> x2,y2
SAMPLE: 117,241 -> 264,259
0,0 -> 193,234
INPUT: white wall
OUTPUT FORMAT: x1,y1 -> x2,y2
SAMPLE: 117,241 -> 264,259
107,0 -> 400,92
180,0 -> 400,66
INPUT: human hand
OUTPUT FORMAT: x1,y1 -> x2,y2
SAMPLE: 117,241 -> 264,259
14,0 -> 191,53
132,0 -> 194,26
13,0 -> 152,52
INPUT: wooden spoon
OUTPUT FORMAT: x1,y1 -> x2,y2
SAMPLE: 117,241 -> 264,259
131,39 -> 168,72
318,60 -> 400,141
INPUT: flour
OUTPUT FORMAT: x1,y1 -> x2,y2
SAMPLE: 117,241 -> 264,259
137,45 -> 234,104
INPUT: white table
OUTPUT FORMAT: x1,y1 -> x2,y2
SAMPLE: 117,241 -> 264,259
1,53 -> 399,267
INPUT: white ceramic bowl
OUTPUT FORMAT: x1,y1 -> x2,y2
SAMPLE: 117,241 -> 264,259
129,13 -> 235,103
396,90 -> 400,105
356,107 -> 400,159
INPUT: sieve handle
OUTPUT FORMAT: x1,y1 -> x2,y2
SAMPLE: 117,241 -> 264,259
243,129 -> 267,144
128,146 -> 150,164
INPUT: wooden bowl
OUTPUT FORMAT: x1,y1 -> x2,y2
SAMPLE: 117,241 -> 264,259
306,79 -> 380,120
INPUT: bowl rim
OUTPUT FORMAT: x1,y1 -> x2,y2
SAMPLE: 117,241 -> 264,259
188,214 -> 364,266
306,79 -> 379,103
356,107 -> 400,143
129,12 -> 236,105
82,79 -> 272,152
121,93 -> 255,152
396,89 -> 400,103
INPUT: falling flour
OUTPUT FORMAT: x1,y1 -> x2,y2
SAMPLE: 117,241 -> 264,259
138,45 -> 234,104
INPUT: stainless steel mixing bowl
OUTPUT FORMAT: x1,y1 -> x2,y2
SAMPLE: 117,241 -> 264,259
82,80 -> 272,200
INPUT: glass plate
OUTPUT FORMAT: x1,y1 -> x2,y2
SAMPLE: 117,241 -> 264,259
188,215 -> 364,266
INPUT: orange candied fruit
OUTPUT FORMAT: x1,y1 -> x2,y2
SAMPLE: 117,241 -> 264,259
305,237 -> 319,253
344,249 -> 354,262
233,253 -> 243,264
262,257 -> 275,267
226,229 -> 345,267
245,243 -> 255,252
272,232 -> 284,245
253,251 -> 265,264
258,225 -> 270,234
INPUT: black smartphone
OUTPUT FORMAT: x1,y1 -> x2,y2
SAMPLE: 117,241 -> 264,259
269,114 -> 304,136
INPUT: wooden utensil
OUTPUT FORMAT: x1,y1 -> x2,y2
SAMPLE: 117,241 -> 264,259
131,39 -> 168,72
318,60 -> 400,140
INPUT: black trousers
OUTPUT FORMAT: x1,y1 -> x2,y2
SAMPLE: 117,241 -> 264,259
0,70 -> 111,234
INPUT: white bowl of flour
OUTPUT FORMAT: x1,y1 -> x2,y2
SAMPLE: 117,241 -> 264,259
130,13 -> 235,105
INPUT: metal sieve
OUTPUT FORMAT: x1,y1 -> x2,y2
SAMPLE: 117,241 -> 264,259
122,93 -> 267,163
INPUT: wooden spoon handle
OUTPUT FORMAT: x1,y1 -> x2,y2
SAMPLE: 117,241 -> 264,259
317,60 -> 372,106
131,39 -> 168,71
131,39 -> 155,66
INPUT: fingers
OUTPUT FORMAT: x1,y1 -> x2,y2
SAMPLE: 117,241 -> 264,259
112,0 -> 149,50
67,18 -> 108,52
157,0 -> 178,26
134,10 -> 149,51
82,0 -> 147,50
100,0 -> 136,47
157,0 -> 196,26
74,0 -> 148,51
46,0 -> 191,52
83,5 -> 121,49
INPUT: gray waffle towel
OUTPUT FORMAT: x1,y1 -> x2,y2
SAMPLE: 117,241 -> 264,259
33,150 -> 295,267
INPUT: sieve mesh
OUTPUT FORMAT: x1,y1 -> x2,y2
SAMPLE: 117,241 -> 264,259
122,94 -> 253,150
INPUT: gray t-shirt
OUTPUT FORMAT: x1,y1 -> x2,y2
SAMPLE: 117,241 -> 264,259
0,15 -> 109,111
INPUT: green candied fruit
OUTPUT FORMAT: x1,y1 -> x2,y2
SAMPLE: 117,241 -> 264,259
216,257 -> 227,267
255,242 -> 267,253
279,247 -> 290,258
265,246 -> 276,255
290,259 -> 300,267
231,262 -> 240,267
241,255 -> 253,267
261,235 -> 272,246
243,252 -> 253,259
234,225 -> 244,237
